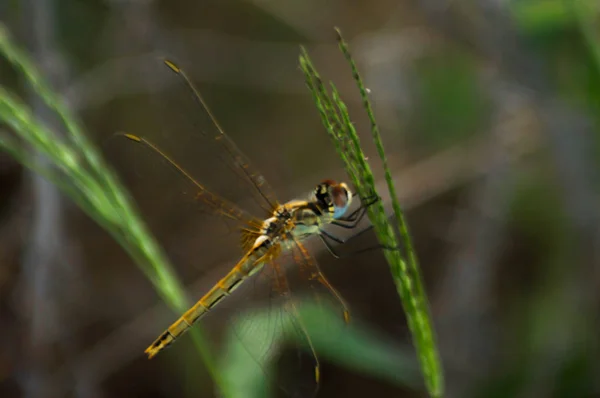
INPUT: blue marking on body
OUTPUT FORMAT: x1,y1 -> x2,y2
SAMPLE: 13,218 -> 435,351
333,205 -> 349,219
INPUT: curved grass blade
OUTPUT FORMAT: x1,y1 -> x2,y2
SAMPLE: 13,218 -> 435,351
0,25 -> 227,395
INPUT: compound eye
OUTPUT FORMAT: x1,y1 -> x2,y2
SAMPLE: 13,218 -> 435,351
331,183 -> 352,219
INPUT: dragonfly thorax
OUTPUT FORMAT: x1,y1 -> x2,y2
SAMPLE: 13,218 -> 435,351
256,205 -> 299,245
252,180 -> 353,250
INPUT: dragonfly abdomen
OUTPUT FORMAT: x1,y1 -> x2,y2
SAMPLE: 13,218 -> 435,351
145,242 -> 269,359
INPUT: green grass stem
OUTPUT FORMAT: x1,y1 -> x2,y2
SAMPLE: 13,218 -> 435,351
299,29 -> 444,397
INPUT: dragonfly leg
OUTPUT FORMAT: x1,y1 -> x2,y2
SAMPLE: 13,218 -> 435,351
318,234 -> 343,259
332,194 -> 380,228
319,228 -> 398,259
319,233 -> 397,259
322,225 -> 373,243
331,207 -> 367,229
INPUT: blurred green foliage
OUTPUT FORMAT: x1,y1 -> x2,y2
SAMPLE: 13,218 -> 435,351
412,51 -> 489,152
512,0 -> 577,33
512,0 -> 600,156
221,302 -> 419,398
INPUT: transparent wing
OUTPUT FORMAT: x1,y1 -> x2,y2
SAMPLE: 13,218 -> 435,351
115,133 -> 259,226
217,255 -> 312,397
220,239 -> 350,398
161,59 -> 280,213
107,57 -> 279,226
104,56 -> 279,267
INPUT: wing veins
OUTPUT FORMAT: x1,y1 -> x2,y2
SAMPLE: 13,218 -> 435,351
163,59 -> 279,212
294,239 -> 350,323
118,133 -> 260,227
271,252 -> 321,393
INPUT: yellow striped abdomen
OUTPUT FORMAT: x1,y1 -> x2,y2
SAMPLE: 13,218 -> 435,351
145,246 -> 267,358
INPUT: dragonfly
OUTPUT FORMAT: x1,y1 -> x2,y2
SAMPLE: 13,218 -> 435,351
119,59 -> 378,395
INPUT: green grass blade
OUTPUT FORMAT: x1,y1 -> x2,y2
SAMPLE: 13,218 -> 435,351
0,25 -> 111,188
0,25 -> 226,394
335,28 -> 443,396
299,30 -> 444,397
571,0 -> 600,74
0,132 -> 100,217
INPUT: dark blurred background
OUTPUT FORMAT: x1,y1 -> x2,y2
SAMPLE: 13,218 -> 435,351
1,0 -> 600,397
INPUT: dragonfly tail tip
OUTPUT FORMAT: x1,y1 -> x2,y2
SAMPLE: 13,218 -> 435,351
145,346 -> 160,359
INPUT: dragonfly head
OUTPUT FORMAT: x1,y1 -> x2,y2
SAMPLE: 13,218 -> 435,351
315,180 -> 353,219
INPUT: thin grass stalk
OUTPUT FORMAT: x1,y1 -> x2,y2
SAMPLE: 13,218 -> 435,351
299,30 -> 444,397
335,29 -> 443,396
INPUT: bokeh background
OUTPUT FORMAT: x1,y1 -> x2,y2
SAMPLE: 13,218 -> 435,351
1,1 -> 600,397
